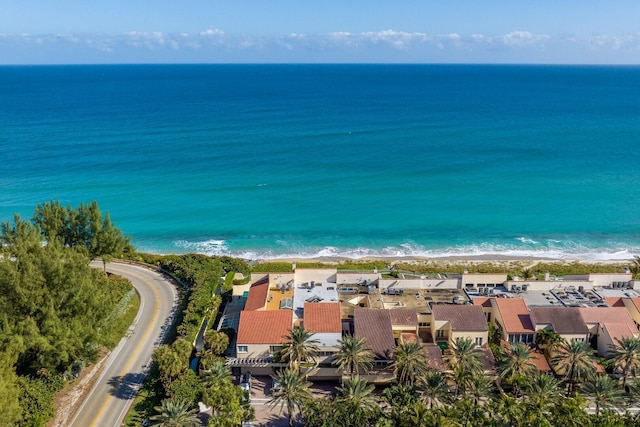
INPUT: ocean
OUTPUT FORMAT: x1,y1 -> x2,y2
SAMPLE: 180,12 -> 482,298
1,64 -> 639,260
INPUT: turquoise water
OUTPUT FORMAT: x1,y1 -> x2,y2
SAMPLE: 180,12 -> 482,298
1,64 -> 639,260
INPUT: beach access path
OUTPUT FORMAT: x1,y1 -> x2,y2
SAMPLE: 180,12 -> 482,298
68,261 -> 178,427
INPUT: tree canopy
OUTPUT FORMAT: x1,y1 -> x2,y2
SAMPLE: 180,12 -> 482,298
31,200 -> 132,266
0,202 -> 135,426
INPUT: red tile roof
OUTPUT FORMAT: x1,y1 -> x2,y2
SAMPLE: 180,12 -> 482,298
401,332 -> 419,343
579,307 -> 638,343
579,307 -> 636,327
431,304 -> 488,332
354,308 -> 395,360
531,350 -> 551,373
423,344 -> 445,371
244,277 -> 269,311
389,308 -> 418,326
601,322 -> 638,343
304,302 -> 342,334
472,297 -> 493,308
605,297 -> 625,307
493,298 -> 535,334
237,310 -> 293,344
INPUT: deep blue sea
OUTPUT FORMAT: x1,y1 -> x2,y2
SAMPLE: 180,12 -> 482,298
1,64 -> 639,260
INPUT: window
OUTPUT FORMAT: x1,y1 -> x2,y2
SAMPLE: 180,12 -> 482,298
437,329 -> 445,338
270,345 -> 283,353
238,345 -> 248,353
419,322 -> 430,327
508,334 -> 533,344
475,337 -> 483,346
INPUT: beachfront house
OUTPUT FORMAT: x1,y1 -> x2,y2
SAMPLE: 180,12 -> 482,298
490,298 -> 536,345
233,310 -> 293,375
353,308 -> 395,383
530,307 -> 591,344
430,304 -> 489,347
578,307 -> 639,356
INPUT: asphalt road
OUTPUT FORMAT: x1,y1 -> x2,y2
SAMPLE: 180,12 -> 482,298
69,262 -> 178,427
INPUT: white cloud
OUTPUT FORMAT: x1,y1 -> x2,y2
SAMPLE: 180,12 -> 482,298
2,28 -> 640,64
199,29 -> 224,38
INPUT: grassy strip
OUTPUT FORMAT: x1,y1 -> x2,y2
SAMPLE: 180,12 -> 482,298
251,260 -> 633,276
123,366 -> 164,427
101,291 -> 141,351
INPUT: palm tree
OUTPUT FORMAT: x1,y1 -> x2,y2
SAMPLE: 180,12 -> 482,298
153,345 -> 186,385
149,398 -> 200,427
335,375 -> 379,425
535,328 -> 564,357
551,340 -> 596,393
444,337 -> 483,397
269,368 -> 313,427
550,395 -> 590,427
280,326 -> 320,373
418,370 -> 451,409
524,373 -> 563,420
611,336 -> 640,390
582,374 -> 625,417
332,335 -> 374,379
498,342 -> 537,396
201,359 -> 231,386
467,372 -> 495,405
393,340 -> 429,387
491,394 -> 526,427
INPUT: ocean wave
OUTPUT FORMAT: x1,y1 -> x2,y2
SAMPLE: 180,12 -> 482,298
168,238 -> 640,262
174,239 -> 229,255
516,236 -> 539,245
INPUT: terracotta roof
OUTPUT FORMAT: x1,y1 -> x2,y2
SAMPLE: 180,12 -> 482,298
530,307 -> 589,335
605,297 -> 625,307
431,304 -> 488,332
472,297 -> 493,308
530,350 -> 551,373
579,307 -> 636,328
492,298 -> 535,334
389,308 -> 418,326
478,346 -> 496,371
353,308 -> 395,360
602,322 -> 638,343
244,277 -> 269,311
304,302 -> 342,334
237,310 -> 293,344
423,344 -> 445,371
401,332 -> 419,343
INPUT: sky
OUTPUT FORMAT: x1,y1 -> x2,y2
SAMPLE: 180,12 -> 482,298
2,1 -> 640,64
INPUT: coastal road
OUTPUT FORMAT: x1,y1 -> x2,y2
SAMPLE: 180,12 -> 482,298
69,262 -> 178,427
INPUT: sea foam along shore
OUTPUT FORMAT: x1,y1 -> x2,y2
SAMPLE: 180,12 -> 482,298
170,239 -> 640,263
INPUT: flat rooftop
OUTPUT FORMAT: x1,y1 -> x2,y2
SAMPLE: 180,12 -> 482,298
595,288 -> 640,299
292,281 -> 340,320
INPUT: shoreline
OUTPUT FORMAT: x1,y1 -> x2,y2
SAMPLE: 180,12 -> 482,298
256,254 -> 632,266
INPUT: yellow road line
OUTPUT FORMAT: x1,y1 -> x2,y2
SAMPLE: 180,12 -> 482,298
89,268 -> 162,427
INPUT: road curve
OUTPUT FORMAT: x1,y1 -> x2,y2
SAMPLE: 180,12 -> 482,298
69,262 -> 178,427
